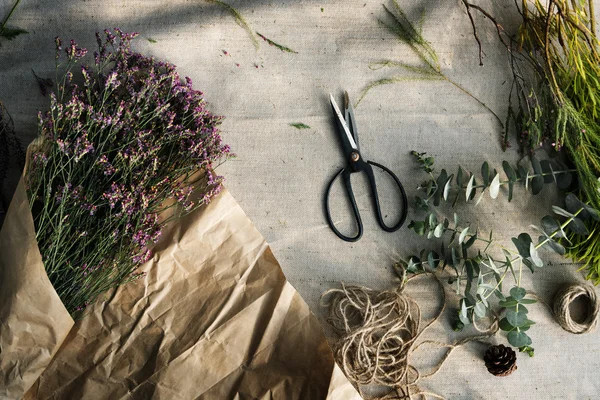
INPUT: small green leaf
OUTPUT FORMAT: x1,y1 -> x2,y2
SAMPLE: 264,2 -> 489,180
499,317 -> 514,331
529,242 -> 543,267
567,217 -> 589,236
541,216 -> 564,238
499,299 -> 519,308
510,287 -> 526,300
489,173 -> 501,199
459,227 -> 469,244
465,174 -> 475,201
552,205 -> 574,218
484,256 -> 500,273
530,156 -> 544,195
481,161 -> 490,187
518,298 -> 537,304
434,169 -> 448,206
506,310 -> 528,327
147,37 -> 158,43
463,233 -> 477,249
474,302 -> 487,318
289,122 -> 311,129
540,236 -> 566,255
443,175 -> 453,201
508,330 -> 532,347
519,345 -> 535,357
540,159 -> 555,184
565,193 -> 584,215
433,223 -> 444,238
512,233 -> 532,258
503,161 -> 517,182
408,220 -> 426,236
427,251 -> 440,269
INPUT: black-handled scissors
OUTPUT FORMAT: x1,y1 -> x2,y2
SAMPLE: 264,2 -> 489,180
324,92 -> 408,242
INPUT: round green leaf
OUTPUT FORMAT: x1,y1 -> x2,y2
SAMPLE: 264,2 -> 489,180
567,217 -> 589,236
499,317 -> 513,331
510,286 -> 526,300
506,310 -> 528,327
508,330 -> 532,347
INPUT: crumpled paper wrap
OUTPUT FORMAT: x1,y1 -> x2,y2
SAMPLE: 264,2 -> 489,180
0,179 -> 360,399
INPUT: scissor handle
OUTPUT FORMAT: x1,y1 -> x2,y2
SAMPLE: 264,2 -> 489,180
324,167 -> 363,242
365,160 -> 408,232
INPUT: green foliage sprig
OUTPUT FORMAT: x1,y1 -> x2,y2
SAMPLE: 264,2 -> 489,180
410,150 -> 575,210
400,152 -> 598,352
461,1 -> 600,283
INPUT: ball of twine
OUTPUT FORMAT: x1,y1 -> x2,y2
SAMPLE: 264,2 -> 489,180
321,270 -> 497,399
553,284 -> 600,334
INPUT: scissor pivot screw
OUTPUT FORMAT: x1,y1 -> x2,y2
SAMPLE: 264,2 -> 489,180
350,152 -> 360,162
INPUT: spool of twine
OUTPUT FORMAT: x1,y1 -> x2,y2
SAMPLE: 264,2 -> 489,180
553,283 -> 600,334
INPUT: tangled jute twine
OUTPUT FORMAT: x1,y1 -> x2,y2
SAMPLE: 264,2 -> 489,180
321,268 -> 498,400
552,283 -> 600,334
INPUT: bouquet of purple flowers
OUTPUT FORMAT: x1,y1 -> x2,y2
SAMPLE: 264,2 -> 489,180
25,29 -> 231,317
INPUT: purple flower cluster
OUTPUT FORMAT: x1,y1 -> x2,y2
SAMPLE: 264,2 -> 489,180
27,29 -> 231,317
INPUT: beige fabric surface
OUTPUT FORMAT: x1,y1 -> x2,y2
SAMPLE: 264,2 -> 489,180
1,0 -> 600,398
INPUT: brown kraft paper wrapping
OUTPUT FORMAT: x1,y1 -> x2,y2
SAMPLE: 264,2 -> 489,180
0,180 -> 359,399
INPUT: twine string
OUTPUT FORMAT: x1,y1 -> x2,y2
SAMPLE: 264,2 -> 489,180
552,283 -> 600,334
321,270 -> 497,400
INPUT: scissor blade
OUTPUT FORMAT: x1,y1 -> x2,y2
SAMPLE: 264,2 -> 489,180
344,91 -> 359,148
330,93 -> 358,150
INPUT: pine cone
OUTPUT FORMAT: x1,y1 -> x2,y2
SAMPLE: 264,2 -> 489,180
483,344 -> 517,376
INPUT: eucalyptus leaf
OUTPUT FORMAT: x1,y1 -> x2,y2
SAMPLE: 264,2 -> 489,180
529,242 -> 544,267
508,330 -> 532,347
489,173 -> 501,199
510,286 -> 526,300
443,175 -> 452,201
553,205 -> 574,218
484,255 -> 500,273
519,298 -> 537,304
463,233 -> 477,250
506,310 -> 528,327
540,236 -> 566,255
540,159 -> 555,184
567,217 -> 589,235
434,223 -> 444,238
503,161 -> 517,182
530,156 -> 544,195
499,299 -> 519,308
459,227 -> 469,244
512,233 -> 532,258
541,215 -> 564,238
474,301 -> 487,318
466,174 -> 475,201
499,317 -> 514,331
434,169 -> 447,206
408,220 -> 426,236
482,161 -> 490,186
